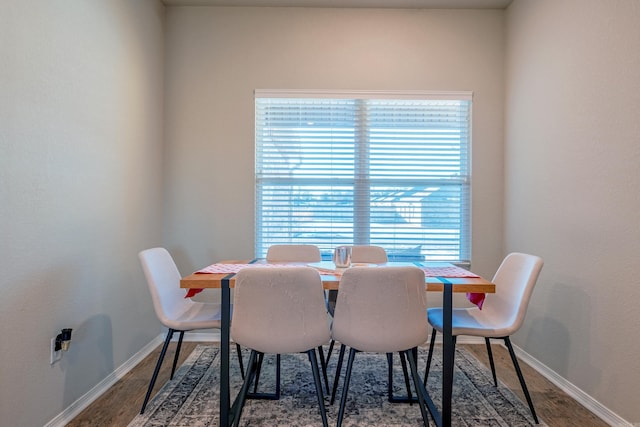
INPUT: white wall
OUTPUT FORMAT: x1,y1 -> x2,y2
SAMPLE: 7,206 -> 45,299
0,1 -> 165,425
505,0 -> 640,423
163,6 -> 506,288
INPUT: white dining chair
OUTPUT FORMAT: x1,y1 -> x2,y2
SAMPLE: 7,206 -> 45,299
265,244 -> 322,263
231,267 -> 331,427
252,244 -> 329,397
351,244 -> 389,264
331,266 -> 431,426
137,247 -> 243,414
327,245 -> 415,405
325,245 -> 388,364
423,252 -> 544,424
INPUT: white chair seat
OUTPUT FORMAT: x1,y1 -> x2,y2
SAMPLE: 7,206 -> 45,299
427,307 -> 517,338
163,303 -> 224,331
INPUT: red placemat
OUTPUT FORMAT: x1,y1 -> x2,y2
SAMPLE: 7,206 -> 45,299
185,263 -> 304,298
195,263 -> 298,274
421,266 -> 485,309
420,266 -> 480,278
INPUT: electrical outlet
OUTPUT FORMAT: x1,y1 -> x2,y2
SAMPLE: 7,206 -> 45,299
50,337 -> 62,365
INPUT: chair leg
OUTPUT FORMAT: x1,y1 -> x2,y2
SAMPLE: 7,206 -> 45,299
423,328 -> 437,387
485,338 -> 498,387
307,349 -> 329,427
504,337 -> 539,424
247,353 -> 281,400
317,345 -> 330,394
236,343 -> 245,380
253,352 -> 264,393
170,331 -> 185,380
406,348 -> 431,426
330,343 -> 347,405
326,339 -> 335,364
275,353 -> 281,397
387,352 -> 417,403
231,350 -> 259,427
399,351 -> 414,404
336,348 -> 357,427
140,329 -> 175,414
325,290 -> 337,365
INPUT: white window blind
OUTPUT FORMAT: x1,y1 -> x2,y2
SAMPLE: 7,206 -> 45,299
255,90 -> 472,263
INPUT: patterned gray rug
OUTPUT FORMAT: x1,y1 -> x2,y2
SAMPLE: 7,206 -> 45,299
128,344 -> 544,426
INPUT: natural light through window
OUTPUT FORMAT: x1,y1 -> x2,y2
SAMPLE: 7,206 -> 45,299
255,90 -> 472,263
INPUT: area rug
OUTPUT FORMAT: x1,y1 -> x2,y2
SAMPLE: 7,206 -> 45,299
128,345 -> 544,426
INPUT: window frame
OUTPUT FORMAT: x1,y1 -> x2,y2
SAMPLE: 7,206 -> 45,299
255,89 -> 472,264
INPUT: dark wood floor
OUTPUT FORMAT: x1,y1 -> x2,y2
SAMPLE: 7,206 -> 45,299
67,342 -> 607,427
462,344 -> 607,427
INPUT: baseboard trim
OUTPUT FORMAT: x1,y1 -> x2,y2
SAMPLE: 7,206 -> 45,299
510,342 -> 633,427
44,331 -> 223,427
44,335 -> 164,427
181,331 -> 221,342
429,335 -> 632,426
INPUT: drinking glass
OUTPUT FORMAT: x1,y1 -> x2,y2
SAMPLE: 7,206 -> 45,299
333,246 -> 352,268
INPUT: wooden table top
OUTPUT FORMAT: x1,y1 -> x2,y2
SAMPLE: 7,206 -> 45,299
180,260 -> 495,293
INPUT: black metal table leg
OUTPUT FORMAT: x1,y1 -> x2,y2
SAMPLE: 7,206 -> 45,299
418,277 -> 453,427
441,277 -> 453,427
220,275 -> 233,426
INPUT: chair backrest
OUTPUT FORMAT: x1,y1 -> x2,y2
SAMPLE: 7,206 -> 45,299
231,267 -> 330,354
138,247 -> 193,328
351,245 -> 388,264
483,252 -> 544,335
266,244 -> 321,262
332,266 -> 428,353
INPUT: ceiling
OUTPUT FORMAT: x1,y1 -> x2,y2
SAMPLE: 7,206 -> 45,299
162,0 -> 514,9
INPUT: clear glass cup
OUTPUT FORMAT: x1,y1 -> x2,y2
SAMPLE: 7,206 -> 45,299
333,246 -> 352,268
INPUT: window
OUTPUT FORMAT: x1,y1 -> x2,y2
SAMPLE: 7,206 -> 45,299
255,90 -> 472,263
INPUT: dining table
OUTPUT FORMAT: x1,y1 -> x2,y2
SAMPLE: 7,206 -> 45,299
180,259 -> 495,427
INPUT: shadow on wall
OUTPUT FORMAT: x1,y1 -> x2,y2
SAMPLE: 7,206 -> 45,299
525,279 -> 601,389
62,315 -> 113,409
